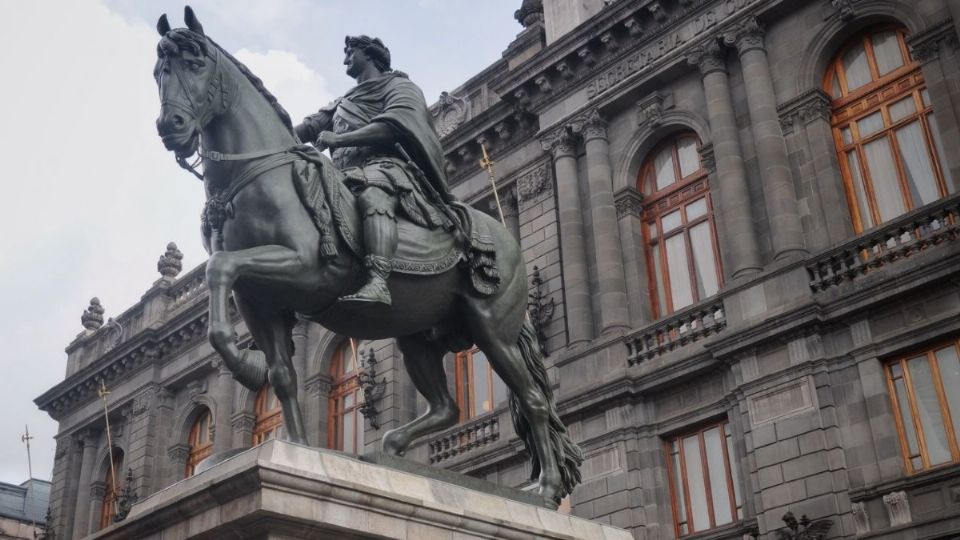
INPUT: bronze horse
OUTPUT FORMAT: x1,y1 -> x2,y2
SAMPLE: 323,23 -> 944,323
153,7 -> 580,504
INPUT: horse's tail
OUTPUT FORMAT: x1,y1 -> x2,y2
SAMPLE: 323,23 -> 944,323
509,316 -> 583,501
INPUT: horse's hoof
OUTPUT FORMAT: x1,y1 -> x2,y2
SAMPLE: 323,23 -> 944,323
381,429 -> 408,456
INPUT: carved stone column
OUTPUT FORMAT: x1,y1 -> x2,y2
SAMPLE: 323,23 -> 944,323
542,128 -> 594,345
71,429 -> 100,539
727,19 -> 806,260
212,359 -> 235,455
687,39 -> 762,278
614,187 -> 648,326
580,111 -> 630,333
500,190 -> 521,242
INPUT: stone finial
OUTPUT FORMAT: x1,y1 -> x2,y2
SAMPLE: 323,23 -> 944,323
81,297 -> 105,331
157,242 -> 184,279
514,0 -> 543,28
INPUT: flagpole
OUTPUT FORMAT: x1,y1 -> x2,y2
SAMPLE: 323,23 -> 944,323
98,379 -> 120,519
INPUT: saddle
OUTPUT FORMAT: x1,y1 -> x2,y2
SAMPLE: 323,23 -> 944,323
289,147 -> 500,295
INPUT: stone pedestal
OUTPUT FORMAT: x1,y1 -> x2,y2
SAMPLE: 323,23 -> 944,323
89,440 -> 631,540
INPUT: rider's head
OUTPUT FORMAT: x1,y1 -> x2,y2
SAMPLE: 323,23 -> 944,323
344,35 -> 391,78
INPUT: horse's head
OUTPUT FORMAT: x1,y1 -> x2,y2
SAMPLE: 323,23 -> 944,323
154,7 -> 229,160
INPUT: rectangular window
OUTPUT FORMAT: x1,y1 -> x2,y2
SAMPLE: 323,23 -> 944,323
666,420 -> 742,537
887,339 -> 960,474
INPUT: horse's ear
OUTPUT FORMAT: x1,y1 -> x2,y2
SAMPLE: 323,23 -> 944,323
157,14 -> 170,36
184,6 -> 204,35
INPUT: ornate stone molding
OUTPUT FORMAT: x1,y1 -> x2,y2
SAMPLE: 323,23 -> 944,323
851,502 -> 870,535
624,17 -> 642,37
824,0 -> 857,21
166,443 -> 189,463
724,17 -> 765,55
648,0 -> 668,25
76,428 -> 100,449
686,39 -> 727,76
883,490 -> 912,526
614,187 -> 644,219
908,19 -> 960,64
515,163 -> 552,206
433,91 -> 470,138
636,91 -> 669,129
778,89 -> 832,133
54,438 -> 69,460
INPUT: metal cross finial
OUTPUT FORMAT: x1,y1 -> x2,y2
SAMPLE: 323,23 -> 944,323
97,379 -> 111,400
478,143 -> 507,226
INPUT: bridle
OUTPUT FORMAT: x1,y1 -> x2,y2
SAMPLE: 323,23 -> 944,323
160,40 -> 293,182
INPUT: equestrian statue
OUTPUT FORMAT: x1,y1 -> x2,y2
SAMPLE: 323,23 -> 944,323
153,7 -> 581,505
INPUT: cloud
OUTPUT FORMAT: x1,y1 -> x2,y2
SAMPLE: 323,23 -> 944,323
232,48 -> 334,124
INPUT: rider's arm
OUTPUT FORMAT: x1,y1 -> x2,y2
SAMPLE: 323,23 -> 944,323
320,121 -> 396,148
295,110 -> 333,143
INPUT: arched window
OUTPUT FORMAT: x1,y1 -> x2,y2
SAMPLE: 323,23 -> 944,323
639,133 -> 722,318
252,385 -> 283,445
329,341 -> 364,453
185,408 -> 213,477
826,26 -> 955,231
98,450 -> 123,530
455,348 -> 508,421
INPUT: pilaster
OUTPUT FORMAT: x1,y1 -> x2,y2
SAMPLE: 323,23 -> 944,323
614,187 -> 649,327
72,429 -> 100,539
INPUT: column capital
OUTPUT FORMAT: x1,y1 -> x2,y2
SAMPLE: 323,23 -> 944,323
724,17 -> 766,55
75,428 -> 100,448
575,109 -> 608,142
231,411 -> 256,432
686,39 -> 727,76
907,19 -> 959,64
614,187 -> 644,219
539,127 -> 578,158
698,143 -> 717,173
90,481 -> 107,499
166,443 -> 190,463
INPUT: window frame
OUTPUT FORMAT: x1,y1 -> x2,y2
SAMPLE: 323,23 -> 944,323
639,134 -> 723,318
454,347 -> 508,422
663,419 -> 742,537
328,341 -> 364,453
252,384 -> 283,446
826,26 -> 952,232
886,338 -> 960,475
98,451 -> 124,530
185,408 -> 213,477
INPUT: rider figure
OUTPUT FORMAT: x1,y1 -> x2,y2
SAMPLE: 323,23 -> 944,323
295,36 -> 454,306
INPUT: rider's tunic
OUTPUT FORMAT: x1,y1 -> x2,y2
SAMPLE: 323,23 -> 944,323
298,72 -> 451,229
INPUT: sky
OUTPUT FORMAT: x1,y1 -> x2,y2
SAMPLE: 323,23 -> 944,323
0,0 -> 521,486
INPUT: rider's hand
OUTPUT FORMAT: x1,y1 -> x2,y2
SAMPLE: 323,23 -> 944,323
316,131 -> 341,150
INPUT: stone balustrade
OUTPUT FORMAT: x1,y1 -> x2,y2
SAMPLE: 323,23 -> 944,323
624,301 -> 727,366
807,194 -> 960,292
428,416 -> 500,464
167,266 -> 208,310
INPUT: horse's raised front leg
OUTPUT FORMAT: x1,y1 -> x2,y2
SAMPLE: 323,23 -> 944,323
205,245 -> 312,442
381,335 -> 459,456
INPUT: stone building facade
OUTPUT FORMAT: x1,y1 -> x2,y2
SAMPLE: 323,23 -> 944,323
36,0 -> 960,538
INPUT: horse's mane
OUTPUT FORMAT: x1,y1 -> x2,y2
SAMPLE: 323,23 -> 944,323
158,29 -> 295,135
